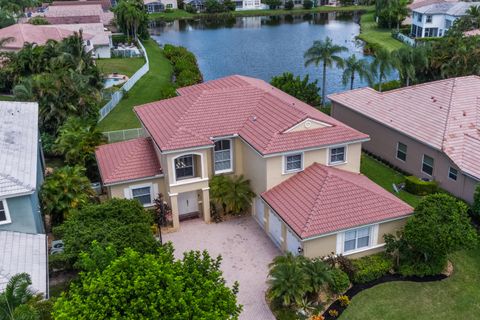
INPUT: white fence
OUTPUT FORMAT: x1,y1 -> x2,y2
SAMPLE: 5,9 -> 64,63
98,40 -> 150,122
102,128 -> 145,143
393,32 -> 416,47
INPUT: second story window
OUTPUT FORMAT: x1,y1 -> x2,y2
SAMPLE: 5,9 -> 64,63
448,167 -> 458,181
214,140 -> 232,173
284,153 -> 302,173
0,200 -> 11,225
422,155 -> 434,176
426,15 -> 432,23
329,146 -> 346,165
175,155 -> 194,180
417,13 -> 422,22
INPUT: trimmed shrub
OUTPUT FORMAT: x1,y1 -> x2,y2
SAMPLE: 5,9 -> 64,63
405,176 -> 438,195
329,268 -> 350,294
185,4 -> 197,13
163,44 -> 203,87
284,0 -> 294,9
303,0 -> 313,9
373,80 -> 402,92
351,253 -> 393,284
49,253 -> 73,272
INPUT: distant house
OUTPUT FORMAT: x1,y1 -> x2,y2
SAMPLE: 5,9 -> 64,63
95,75 -> 413,259
0,23 -> 94,53
329,76 -> 480,204
411,1 -> 480,37
145,0 -> 177,12
43,4 -> 114,26
184,0 -> 205,11
0,101 -> 47,296
49,0 -> 113,11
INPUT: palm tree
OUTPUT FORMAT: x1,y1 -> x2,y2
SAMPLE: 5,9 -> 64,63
466,5 -> 480,28
371,48 -> 394,92
392,47 -> 428,86
209,175 -> 230,214
341,55 -> 372,90
302,258 -> 332,295
267,253 -> 311,307
0,273 -> 38,320
223,175 -> 255,215
304,37 -> 347,107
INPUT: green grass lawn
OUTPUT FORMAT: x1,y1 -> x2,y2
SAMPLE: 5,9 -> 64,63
97,39 -> 174,132
150,5 -> 373,20
357,11 -> 406,52
360,154 -> 422,207
96,57 -> 145,77
0,95 -> 14,101
339,248 -> 480,319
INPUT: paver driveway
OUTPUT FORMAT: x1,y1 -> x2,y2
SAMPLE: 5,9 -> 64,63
163,216 -> 279,320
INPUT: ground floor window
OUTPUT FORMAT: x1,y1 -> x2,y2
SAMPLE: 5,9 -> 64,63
0,200 -> 11,224
448,167 -> 458,181
166,3 -> 173,8
344,226 -> 370,252
396,142 -> 407,161
132,186 -> 152,205
424,27 -> 438,37
422,154 -> 434,176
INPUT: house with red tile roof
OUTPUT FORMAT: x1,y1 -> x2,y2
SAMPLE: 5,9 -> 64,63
329,76 -> 480,204
96,75 -> 413,258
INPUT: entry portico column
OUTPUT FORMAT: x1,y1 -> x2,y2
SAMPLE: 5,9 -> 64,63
169,192 -> 180,230
201,187 -> 211,223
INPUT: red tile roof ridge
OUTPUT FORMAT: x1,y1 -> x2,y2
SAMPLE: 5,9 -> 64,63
107,138 -> 151,179
440,77 -> 459,153
301,167 -> 330,236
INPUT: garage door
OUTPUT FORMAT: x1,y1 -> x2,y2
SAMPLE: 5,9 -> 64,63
255,197 -> 265,227
286,229 -> 302,255
269,210 -> 282,247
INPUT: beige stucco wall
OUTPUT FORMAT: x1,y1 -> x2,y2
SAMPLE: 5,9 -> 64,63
108,176 -> 166,203
332,102 -> 479,203
241,143 -> 267,196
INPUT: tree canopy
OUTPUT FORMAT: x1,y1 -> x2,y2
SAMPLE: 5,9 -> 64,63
270,72 -> 321,107
52,244 -> 242,319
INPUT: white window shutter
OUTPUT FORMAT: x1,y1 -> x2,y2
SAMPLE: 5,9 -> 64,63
123,188 -> 132,199
152,183 -> 159,198
335,233 -> 343,255
372,224 -> 379,245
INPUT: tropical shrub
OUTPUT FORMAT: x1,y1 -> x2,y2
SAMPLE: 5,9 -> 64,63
263,0 -> 282,9
338,295 -> 350,307
303,0 -> 313,9
185,3 -> 197,13
163,44 -> 203,87
328,268 -> 350,294
350,253 -> 393,284
54,199 -> 158,268
40,165 -> 94,226
52,244 -> 242,319
270,72 -> 321,107
328,309 -> 339,318
324,253 -> 356,280
209,175 -> 255,215
404,176 -> 438,196
284,0 -> 294,10
29,16 -> 49,25
372,79 -> 402,92
472,184 -> 480,219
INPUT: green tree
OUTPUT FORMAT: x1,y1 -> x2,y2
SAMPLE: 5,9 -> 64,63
392,46 -> 428,86
270,72 -> 321,106
53,245 -> 242,319
284,0 -> 294,10
40,166 -> 94,226
370,47 -> 393,92
114,0 -> 149,40
263,0 -> 282,9
0,9 -> 15,29
303,0 -> 313,9
54,117 -> 105,167
376,0 -> 408,29
223,175 -> 256,215
302,258 -> 332,295
209,175 -> 230,213
304,37 -> 347,107
54,199 -> 158,267
341,54 -> 372,90
472,184 -> 480,219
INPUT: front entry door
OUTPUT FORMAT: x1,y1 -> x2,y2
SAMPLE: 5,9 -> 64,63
178,191 -> 199,217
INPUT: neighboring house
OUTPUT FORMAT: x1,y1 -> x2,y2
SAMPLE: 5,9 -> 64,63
410,1 -> 480,38
43,4 -> 114,26
45,23 -> 113,58
329,76 -> 480,204
145,0 -> 177,12
0,101 -> 47,296
95,75 -> 413,259
184,0 -> 205,12
49,0 -> 113,11
44,15 -> 102,24
0,23 -> 94,53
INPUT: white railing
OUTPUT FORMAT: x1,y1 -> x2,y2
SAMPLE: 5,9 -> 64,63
98,40 -> 150,122
102,128 -> 145,143
393,32 -> 416,47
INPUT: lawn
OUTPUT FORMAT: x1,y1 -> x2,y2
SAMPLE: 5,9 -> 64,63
0,95 -> 14,101
150,5 -> 373,20
97,39 -> 174,132
95,57 -> 145,77
360,154 -> 422,207
357,11 -> 406,52
339,248 -> 480,319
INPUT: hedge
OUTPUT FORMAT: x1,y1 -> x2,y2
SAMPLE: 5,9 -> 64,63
163,44 -> 203,87
351,253 -> 393,284
405,176 -> 438,195
329,268 -> 351,294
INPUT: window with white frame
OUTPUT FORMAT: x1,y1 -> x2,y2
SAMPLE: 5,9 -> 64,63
422,154 -> 434,176
426,15 -> 432,23
284,153 -> 302,173
329,146 -> 346,164
131,186 -> 152,205
0,200 -> 11,224
396,142 -> 407,161
214,140 -> 232,173
175,155 -> 195,180
166,3 -> 173,8
344,226 -> 371,252
448,167 -> 458,181
417,13 -> 422,22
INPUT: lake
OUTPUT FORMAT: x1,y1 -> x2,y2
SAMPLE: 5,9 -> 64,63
150,12 -> 393,97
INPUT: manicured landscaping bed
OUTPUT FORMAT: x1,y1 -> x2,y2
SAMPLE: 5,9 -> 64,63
95,57 -> 145,77
149,5 -> 373,21
360,154 -> 422,207
98,40 -> 174,131
339,248 -> 480,319
357,11 -> 405,52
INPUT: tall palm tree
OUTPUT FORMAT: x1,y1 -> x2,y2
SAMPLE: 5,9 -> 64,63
0,273 -> 38,320
392,47 -> 428,86
304,37 -> 347,107
341,55 -> 372,90
371,48 -> 394,92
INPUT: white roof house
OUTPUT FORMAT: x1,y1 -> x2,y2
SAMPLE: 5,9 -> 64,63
411,1 -> 480,37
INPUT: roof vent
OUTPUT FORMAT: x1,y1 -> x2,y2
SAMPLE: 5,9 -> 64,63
251,115 -> 257,122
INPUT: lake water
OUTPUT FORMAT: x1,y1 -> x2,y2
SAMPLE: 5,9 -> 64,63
150,12 -> 393,97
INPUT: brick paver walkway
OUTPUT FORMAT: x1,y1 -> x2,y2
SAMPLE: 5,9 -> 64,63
163,216 -> 279,320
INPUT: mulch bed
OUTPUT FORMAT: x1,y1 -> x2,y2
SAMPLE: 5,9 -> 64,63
322,273 -> 448,320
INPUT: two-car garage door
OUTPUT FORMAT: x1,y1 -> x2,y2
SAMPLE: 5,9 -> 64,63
268,209 -> 283,247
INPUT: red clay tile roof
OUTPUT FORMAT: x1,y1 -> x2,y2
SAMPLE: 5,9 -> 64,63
262,163 -> 413,239
135,75 -> 369,155
51,0 -> 112,10
328,76 -> 480,180
44,15 -> 101,24
95,138 -> 163,185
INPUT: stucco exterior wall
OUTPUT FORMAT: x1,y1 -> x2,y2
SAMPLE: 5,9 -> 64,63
241,143 -> 267,196
331,102 -> 478,203
108,176 -> 166,203
94,45 -> 111,58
